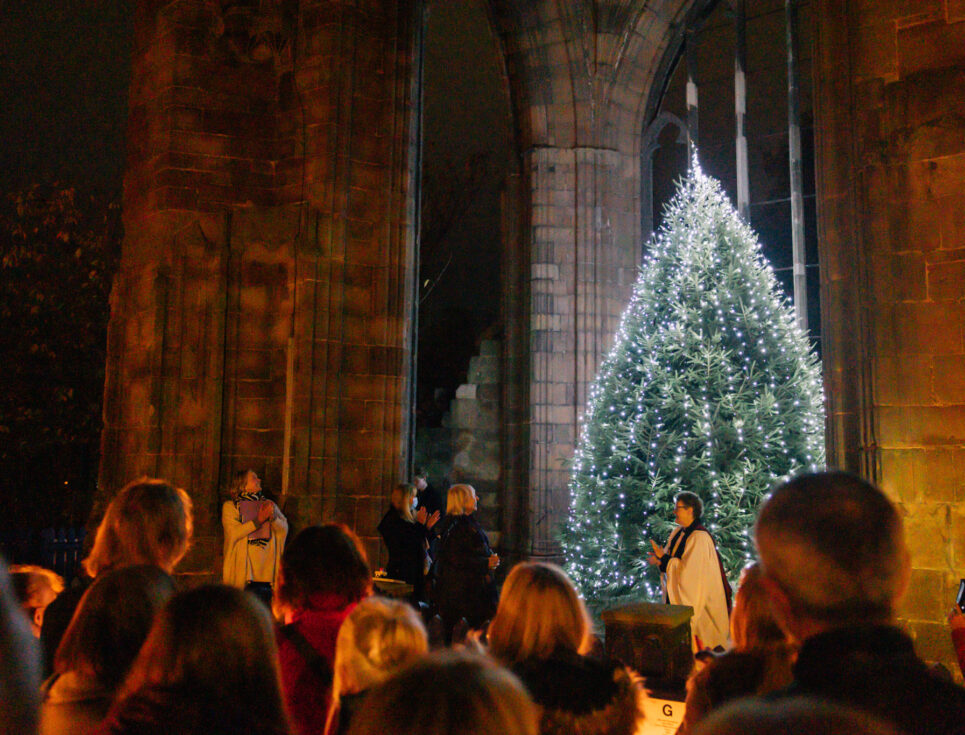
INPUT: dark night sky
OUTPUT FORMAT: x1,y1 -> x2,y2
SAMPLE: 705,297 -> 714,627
0,0 -> 510,408
0,2 -> 132,195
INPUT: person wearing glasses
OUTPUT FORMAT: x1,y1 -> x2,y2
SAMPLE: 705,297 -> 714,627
647,492 -> 731,651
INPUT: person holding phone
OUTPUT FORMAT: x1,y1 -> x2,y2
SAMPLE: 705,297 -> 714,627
947,580 -> 965,677
222,469 -> 288,608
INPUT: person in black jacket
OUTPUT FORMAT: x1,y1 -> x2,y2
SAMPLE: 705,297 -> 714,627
755,471 -> 965,735
377,484 -> 438,602
433,484 -> 499,641
487,562 -> 644,735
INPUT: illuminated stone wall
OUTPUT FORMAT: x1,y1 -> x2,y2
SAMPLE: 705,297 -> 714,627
813,1 -> 965,669
100,0 -> 420,569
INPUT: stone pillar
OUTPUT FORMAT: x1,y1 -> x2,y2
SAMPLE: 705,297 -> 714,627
524,146 -> 638,557
449,340 -> 502,541
813,2 -> 965,668
100,0 -> 419,569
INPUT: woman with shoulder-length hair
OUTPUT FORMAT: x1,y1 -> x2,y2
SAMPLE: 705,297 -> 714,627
40,566 -> 175,735
221,469 -> 288,608
96,585 -> 290,735
433,484 -> 499,643
377,483 -> 439,602
487,562 -> 645,735
325,596 -> 428,735
41,478 -> 193,676
676,562 -> 795,735
647,491 -> 731,651
273,524 -> 371,735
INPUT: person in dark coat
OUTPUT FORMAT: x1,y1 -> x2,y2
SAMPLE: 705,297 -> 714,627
413,468 -> 444,518
487,562 -> 644,735
433,484 -> 499,641
755,470 -> 965,735
325,597 -> 427,735
377,484 -> 438,601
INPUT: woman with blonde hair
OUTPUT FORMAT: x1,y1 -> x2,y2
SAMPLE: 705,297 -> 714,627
222,468 -> 288,608
346,651 -> 538,735
677,562 -> 796,735
487,562 -> 644,735
96,585 -> 290,735
433,484 -> 499,643
41,478 -> 193,675
325,597 -> 428,735
377,483 -> 438,602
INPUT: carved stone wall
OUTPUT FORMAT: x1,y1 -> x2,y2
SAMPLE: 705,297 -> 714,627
100,0 -> 420,567
813,0 -> 965,670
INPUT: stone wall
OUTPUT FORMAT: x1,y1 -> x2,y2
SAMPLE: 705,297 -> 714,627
448,340 -> 502,541
100,0 -> 420,570
813,1 -> 965,669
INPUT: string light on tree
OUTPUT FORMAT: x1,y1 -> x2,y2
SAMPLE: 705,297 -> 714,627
561,159 -> 825,613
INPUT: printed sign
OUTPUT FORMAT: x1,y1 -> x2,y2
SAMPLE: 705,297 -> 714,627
641,696 -> 685,735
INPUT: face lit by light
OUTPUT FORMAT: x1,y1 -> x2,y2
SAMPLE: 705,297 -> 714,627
674,501 -> 694,527
245,471 -> 262,494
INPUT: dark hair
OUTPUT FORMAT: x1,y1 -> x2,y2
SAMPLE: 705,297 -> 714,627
276,524 -> 372,609
413,466 -> 428,479
55,565 -> 175,690
676,491 -> 703,521
755,471 -> 908,624
347,651 -> 538,735
115,585 -> 289,732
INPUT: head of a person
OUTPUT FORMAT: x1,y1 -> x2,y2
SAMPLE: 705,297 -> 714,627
693,696 -> 900,735
54,565 -> 175,691
754,471 -> 910,634
115,584 -> 288,727
228,468 -> 262,500
674,491 -> 703,527
487,562 -> 592,665
346,651 -> 538,735
331,597 -> 427,707
446,484 -> 478,516
8,565 -> 64,637
729,562 -> 786,649
84,478 -> 193,577
413,468 -> 428,492
390,483 -> 417,523
0,560 -> 40,735
274,524 -> 371,617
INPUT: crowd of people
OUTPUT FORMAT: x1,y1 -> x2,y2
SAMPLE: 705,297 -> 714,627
2,470 -> 965,735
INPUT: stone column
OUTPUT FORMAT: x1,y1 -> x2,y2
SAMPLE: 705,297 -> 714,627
99,0 -> 419,569
813,1 -> 965,668
524,145 -> 638,558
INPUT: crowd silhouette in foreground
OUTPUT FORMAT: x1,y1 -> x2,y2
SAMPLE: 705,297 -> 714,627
3,471 -> 965,735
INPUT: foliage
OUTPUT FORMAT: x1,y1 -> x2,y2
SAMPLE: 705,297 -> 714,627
0,184 -> 120,523
561,162 -> 825,612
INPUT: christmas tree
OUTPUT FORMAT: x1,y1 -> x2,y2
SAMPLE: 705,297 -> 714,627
561,161 -> 825,611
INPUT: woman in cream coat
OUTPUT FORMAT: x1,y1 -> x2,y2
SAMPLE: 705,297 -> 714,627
222,469 -> 288,606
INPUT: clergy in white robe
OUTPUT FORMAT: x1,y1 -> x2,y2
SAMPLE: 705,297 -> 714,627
649,492 -> 731,651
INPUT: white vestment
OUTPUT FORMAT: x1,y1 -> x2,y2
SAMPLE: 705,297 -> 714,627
661,526 -> 730,651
